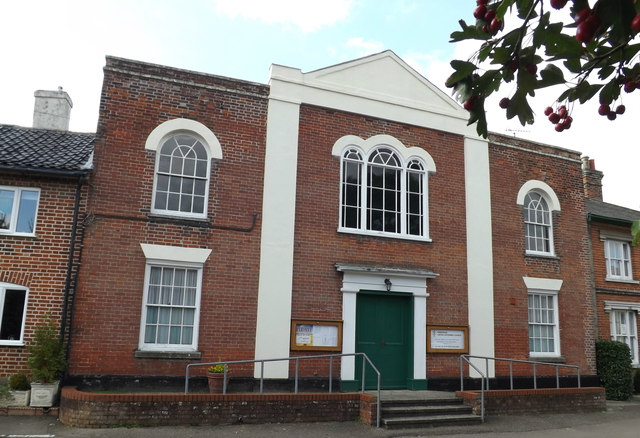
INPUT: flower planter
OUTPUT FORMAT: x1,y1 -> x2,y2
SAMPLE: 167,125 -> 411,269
30,381 -> 60,407
207,372 -> 228,394
9,389 -> 31,406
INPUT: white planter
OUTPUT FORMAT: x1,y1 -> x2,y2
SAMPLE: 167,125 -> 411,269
30,382 -> 59,407
9,389 -> 31,406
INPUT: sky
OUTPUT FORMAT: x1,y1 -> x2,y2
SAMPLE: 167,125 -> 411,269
2,0 -> 639,209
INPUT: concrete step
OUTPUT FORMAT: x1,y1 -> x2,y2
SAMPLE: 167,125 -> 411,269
382,413 -> 482,429
382,403 -> 473,418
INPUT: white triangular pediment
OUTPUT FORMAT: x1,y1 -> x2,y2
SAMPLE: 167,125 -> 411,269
304,50 -> 463,117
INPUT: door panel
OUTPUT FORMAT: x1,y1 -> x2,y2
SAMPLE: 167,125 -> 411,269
355,293 -> 412,389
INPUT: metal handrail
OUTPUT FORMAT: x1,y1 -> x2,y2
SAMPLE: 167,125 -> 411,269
185,352 -> 382,428
459,354 -> 582,423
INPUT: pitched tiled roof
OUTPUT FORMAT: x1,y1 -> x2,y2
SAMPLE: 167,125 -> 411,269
586,198 -> 640,224
0,124 -> 94,174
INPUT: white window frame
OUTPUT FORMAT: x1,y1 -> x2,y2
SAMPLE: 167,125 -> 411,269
605,301 -> 640,366
523,277 -> 562,358
0,282 -> 29,346
517,181 -> 561,257
604,239 -> 633,282
138,244 -> 211,352
332,134 -> 436,242
145,119 -> 222,220
0,186 -> 40,236
610,310 -> 639,365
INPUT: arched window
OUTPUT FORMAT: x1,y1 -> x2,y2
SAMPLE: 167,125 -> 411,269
334,135 -> 435,241
517,180 -> 560,256
146,119 -> 222,220
154,134 -> 209,216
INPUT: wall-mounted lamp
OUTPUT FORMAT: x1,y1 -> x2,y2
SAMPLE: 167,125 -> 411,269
384,278 -> 392,292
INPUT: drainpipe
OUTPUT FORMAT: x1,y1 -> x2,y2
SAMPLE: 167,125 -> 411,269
60,174 -> 86,372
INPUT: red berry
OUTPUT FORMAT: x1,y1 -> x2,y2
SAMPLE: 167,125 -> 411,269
484,9 -> 496,22
508,60 -> 518,72
616,105 -> 626,115
576,15 -> 600,43
555,123 -> 565,132
562,116 -> 573,128
464,96 -> 478,111
607,112 -> 617,121
598,104 -> 610,116
624,81 -> 636,93
550,0 -> 568,10
575,9 -> 591,24
490,18 -> 502,33
474,5 -> 487,19
557,106 -> 567,119
525,63 -> 538,76
544,106 -> 553,116
482,24 -> 489,33
549,113 -> 560,124
499,97 -> 510,109
477,0 -> 489,5
632,13 -> 640,34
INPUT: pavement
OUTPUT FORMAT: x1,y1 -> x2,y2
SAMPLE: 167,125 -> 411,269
2,396 -> 640,438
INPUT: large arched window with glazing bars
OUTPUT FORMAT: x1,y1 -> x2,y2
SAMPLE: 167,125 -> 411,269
334,135 -> 435,241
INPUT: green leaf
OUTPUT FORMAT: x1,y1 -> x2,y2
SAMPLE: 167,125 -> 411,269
537,64 -> 566,88
573,80 -> 603,104
544,32 -> 584,60
496,0 -> 516,20
598,78 -> 620,105
507,90 -> 534,126
489,47 -> 512,65
446,60 -> 476,87
598,65 -> 616,81
564,57 -> 582,74
515,0 -> 535,20
517,65 -> 537,97
450,19 -> 491,42
632,220 -> 640,246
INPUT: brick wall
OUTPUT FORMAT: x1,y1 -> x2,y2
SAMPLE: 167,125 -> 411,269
0,174 -> 87,376
457,387 -> 606,415
59,386 -> 376,427
488,134 -> 596,375
68,57 -> 268,378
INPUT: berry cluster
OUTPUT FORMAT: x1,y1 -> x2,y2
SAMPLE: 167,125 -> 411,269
474,0 -> 502,34
598,103 -> 626,120
544,105 -> 573,132
574,7 -> 601,43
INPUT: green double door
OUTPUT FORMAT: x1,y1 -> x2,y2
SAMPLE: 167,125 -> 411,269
355,292 -> 413,389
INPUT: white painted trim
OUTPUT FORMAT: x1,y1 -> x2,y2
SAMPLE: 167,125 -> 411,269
464,137 -> 495,377
516,180 -> 561,212
604,301 -> 640,312
254,98 -> 300,378
522,276 -> 563,292
0,282 -> 28,346
140,243 -> 211,265
144,118 -> 223,159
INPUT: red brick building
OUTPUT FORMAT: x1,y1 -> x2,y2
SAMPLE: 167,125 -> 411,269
0,89 -> 94,377
68,51 -> 602,390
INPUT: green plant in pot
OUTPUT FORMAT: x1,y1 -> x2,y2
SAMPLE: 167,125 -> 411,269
207,361 -> 229,394
27,316 -> 66,407
7,373 -> 31,406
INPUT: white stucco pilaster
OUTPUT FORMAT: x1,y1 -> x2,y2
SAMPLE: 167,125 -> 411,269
254,97 -> 300,378
464,136 -> 495,377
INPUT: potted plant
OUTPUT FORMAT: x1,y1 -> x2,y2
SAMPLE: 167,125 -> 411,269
26,317 -> 66,407
8,373 -> 31,406
207,361 -> 229,394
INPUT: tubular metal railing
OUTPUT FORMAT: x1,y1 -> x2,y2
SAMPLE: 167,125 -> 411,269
185,352 -> 382,427
459,354 -> 582,422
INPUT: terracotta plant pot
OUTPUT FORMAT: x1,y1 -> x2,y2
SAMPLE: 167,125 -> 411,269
207,372 -> 227,393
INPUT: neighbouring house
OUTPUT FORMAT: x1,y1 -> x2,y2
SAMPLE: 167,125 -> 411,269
585,164 -> 640,367
67,51 -> 602,391
0,88 -> 94,377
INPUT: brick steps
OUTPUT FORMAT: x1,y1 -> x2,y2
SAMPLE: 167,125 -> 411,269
380,397 -> 481,429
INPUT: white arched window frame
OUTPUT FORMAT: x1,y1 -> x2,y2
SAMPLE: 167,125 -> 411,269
517,180 -> 560,256
145,119 -> 223,220
333,135 -> 435,241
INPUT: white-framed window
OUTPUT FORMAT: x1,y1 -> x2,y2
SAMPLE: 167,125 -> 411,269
0,186 -> 40,236
145,119 -> 223,220
524,192 -> 553,254
138,243 -> 211,352
517,181 -> 560,257
528,291 -> 560,356
610,309 -> 639,365
0,283 -> 28,346
334,135 -> 435,241
523,277 -> 562,358
604,240 -> 633,281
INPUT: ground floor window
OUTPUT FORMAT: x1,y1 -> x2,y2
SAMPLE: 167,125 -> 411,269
528,292 -> 559,356
610,310 -> 638,365
0,284 -> 28,345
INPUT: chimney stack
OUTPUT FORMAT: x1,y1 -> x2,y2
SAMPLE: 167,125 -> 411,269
33,87 -> 72,131
581,156 -> 604,200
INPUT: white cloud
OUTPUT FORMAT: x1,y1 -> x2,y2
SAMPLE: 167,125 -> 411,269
212,0 -> 353,32
346,37 -> 385,56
